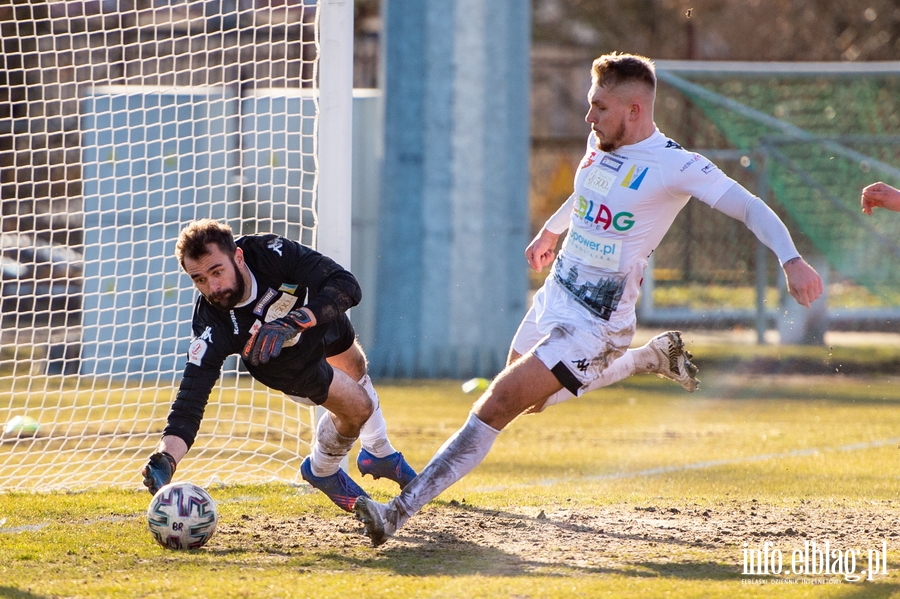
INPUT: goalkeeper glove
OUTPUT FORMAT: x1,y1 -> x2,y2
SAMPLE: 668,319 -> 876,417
141,451 -> 176,495
242,309 -> 312,366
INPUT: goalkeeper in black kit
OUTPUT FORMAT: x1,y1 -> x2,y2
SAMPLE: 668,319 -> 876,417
141,219 -> 416,511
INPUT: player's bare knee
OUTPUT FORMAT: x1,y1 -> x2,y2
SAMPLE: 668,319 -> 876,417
325,396 -> 371,436
356,391 -> 375,422
472,390 -> 528,430
321,370 -> 373,430
346,400 -> 373,432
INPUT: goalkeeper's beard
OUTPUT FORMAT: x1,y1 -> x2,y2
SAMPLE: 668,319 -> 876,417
206,256 -> 246,312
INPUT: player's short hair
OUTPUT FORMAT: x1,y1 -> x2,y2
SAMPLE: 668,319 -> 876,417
591,52 -> 656,93
175,219 -> 237,268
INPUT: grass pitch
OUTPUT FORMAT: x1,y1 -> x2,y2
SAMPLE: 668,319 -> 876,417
2,342 -> 900,598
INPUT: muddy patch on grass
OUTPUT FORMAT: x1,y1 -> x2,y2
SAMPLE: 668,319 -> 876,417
213,499 -> 900,579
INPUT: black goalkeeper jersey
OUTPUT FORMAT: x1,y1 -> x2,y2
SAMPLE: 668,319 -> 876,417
162,234 -> 361,448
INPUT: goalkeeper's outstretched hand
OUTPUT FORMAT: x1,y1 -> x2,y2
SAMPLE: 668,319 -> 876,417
242,309 -> 314,366
141,451 -> 176,495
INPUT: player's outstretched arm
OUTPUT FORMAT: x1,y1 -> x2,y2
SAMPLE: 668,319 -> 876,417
782,257 -> 824,309
861,182 -> 900,215
141,435 -> 189,494
711,183 -> 823,308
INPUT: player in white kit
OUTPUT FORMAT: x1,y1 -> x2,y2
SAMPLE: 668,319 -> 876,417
355,52 -> 824,546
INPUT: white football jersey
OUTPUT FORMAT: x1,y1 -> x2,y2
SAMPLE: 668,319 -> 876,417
552,128 -> 735,323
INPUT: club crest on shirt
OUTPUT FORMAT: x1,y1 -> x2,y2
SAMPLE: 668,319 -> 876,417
621,165 -> 649,190
580,151 -> 596,169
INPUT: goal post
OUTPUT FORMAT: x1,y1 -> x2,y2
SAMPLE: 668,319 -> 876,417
306,0 -> 355,467
316,0 -> 354,267
0,1 -> 354,491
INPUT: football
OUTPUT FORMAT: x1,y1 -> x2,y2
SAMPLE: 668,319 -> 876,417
147,482 -> 218,550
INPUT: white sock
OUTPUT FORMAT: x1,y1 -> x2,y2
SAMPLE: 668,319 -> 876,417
357,374 -> 397,458
629,341 -> 662,374
394,412 -> 500,520
309,414 -> 357,477
539,350 -> 637,410
591,349 -> 637,386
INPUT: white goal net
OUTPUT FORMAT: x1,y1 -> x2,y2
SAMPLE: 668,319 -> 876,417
0,1 -> 350,491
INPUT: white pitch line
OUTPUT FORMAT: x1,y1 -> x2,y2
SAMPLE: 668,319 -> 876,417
589,437 -> 900,482
475,437 -> 900,492
0,523 -> 47,533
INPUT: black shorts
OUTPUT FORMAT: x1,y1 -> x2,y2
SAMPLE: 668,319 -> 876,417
245,314 -> 356,405
323,312 -> 357,358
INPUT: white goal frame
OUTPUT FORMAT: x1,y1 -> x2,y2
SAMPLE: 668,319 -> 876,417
0,0 -> 354,492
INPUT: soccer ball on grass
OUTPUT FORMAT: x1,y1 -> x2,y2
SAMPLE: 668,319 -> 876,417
147,482 -> 218,550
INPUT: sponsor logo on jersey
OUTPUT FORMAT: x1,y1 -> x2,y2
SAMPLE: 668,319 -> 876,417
266,293 -> 299,322
267,238 -> 283,256
584,168 -> 616,197
553,258 -> 626,321
665,140 -> 683,150
564,229 -> 622,270
679,153 -> 703,172
580,151 -> 596,169
599,155 -> 623,172
253,288 -> 278,316
278,283 -> 298,294
199,326 -> 213,343
701,162 -> 718,175
188,338 -> 208,366
229,310 -> 239,334
621,165 -> 649,190
574,195 -> 635,231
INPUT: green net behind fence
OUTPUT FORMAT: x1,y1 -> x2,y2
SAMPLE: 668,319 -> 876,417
658,65 -> 900,299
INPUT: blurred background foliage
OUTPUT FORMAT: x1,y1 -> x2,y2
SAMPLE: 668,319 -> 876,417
532,0 -> 900,62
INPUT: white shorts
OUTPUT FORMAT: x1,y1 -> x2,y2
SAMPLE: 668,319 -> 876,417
285,394 -> 316,407
511,278 -> 636,396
